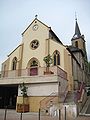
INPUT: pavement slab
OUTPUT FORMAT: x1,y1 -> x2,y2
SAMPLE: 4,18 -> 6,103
0,109 -> 90,120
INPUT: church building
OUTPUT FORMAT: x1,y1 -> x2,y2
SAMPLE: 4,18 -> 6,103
0,17 -> 89,113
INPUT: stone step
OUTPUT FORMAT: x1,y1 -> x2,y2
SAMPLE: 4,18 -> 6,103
79,96 -> 90,115
64,92 -> 75,103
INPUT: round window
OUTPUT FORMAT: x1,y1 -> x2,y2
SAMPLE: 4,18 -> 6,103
30,40 -> 39,50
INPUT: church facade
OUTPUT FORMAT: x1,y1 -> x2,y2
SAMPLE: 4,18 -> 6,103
0,17 -> 89,113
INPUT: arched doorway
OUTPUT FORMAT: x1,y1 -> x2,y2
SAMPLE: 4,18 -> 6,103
27,58 -> 39,76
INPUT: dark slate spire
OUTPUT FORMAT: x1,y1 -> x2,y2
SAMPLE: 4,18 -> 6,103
75,20 -> 81,36
72,19 -> 81,39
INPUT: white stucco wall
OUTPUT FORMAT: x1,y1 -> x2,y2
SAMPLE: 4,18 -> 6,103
18,83 -> 58,96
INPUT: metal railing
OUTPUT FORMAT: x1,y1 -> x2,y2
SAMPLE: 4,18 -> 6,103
40,86 -> 68,110
40,92 -> 58,109
76,83 -> 85,102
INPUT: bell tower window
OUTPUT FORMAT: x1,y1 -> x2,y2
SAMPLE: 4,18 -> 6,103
75,41 -> 78,47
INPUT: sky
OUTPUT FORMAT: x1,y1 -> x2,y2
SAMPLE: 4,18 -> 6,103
0,0 -> 90,70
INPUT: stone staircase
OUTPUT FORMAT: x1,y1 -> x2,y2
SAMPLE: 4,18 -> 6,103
40,92 -> 67,115
40,85 -> 68,115
79,96 -> 90,116
40,92 -> 58,115
64,91 -> 76,103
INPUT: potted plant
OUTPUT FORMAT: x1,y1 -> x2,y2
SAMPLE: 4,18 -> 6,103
43,54 -> 54,74
17,82 -> 29,112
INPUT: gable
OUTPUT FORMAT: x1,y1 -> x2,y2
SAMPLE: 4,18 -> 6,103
22,18 -> 63,47
22,18 -> 49,35
21,19 -> 51,69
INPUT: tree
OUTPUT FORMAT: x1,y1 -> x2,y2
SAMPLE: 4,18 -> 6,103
88,61 -> 90,73
18,82 -> 29,113
43,54 -> 53,73
20,82 -> 28,97
43,54 -> 53,67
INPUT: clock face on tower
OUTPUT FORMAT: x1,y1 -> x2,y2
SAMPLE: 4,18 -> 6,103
32,24 -> 38,31
30,40 -> 39,50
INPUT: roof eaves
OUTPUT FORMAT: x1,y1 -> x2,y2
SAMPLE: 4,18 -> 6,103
49,29 -> 63,45
68,46 -> 84,57
7,44 -> 22,57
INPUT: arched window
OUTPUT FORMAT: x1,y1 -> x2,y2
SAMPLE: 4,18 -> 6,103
27,58 -> 39,76
75,41 -> 78,47
27,58 -> 39,68
53,50 -> 60,66
3,64 -> 7,77
30,60 -> 38,67
12,57 -> 17,70
83,41 -> 85,49
57,54 -> 60,65
54,54 -> 56,65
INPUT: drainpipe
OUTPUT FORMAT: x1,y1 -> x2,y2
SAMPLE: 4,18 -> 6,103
58,80 -> 61,103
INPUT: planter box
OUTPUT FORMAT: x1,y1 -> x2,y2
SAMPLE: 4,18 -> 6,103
16,96 -> 29,112
44,71 -> 54,75
16,103 -> 29,112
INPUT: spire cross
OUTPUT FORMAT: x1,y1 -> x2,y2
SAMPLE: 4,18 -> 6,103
75,12 -> 77,21
35,15 -> 38,19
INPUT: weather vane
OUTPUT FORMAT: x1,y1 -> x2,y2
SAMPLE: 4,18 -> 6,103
35,15 -> 38,19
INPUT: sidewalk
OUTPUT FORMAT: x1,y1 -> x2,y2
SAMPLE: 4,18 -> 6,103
0,109 -> 90,120
75,116 -> 90,120
0,109 -> 57,120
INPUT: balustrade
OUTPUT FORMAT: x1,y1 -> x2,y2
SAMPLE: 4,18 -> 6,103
0,66 -> 67,80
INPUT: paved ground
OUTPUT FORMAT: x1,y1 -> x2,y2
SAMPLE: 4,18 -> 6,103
75,116 -> 90,120
0,109 -> 90,120
0,109 -> 57,120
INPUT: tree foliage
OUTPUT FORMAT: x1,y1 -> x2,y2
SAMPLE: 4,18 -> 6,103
43,54 -> 53,67
20,82 -> 28,97
88,61 -> 90,72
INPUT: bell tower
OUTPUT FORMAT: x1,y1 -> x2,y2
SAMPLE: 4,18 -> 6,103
71,18 -> 87,60
72,19 -> 85,50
